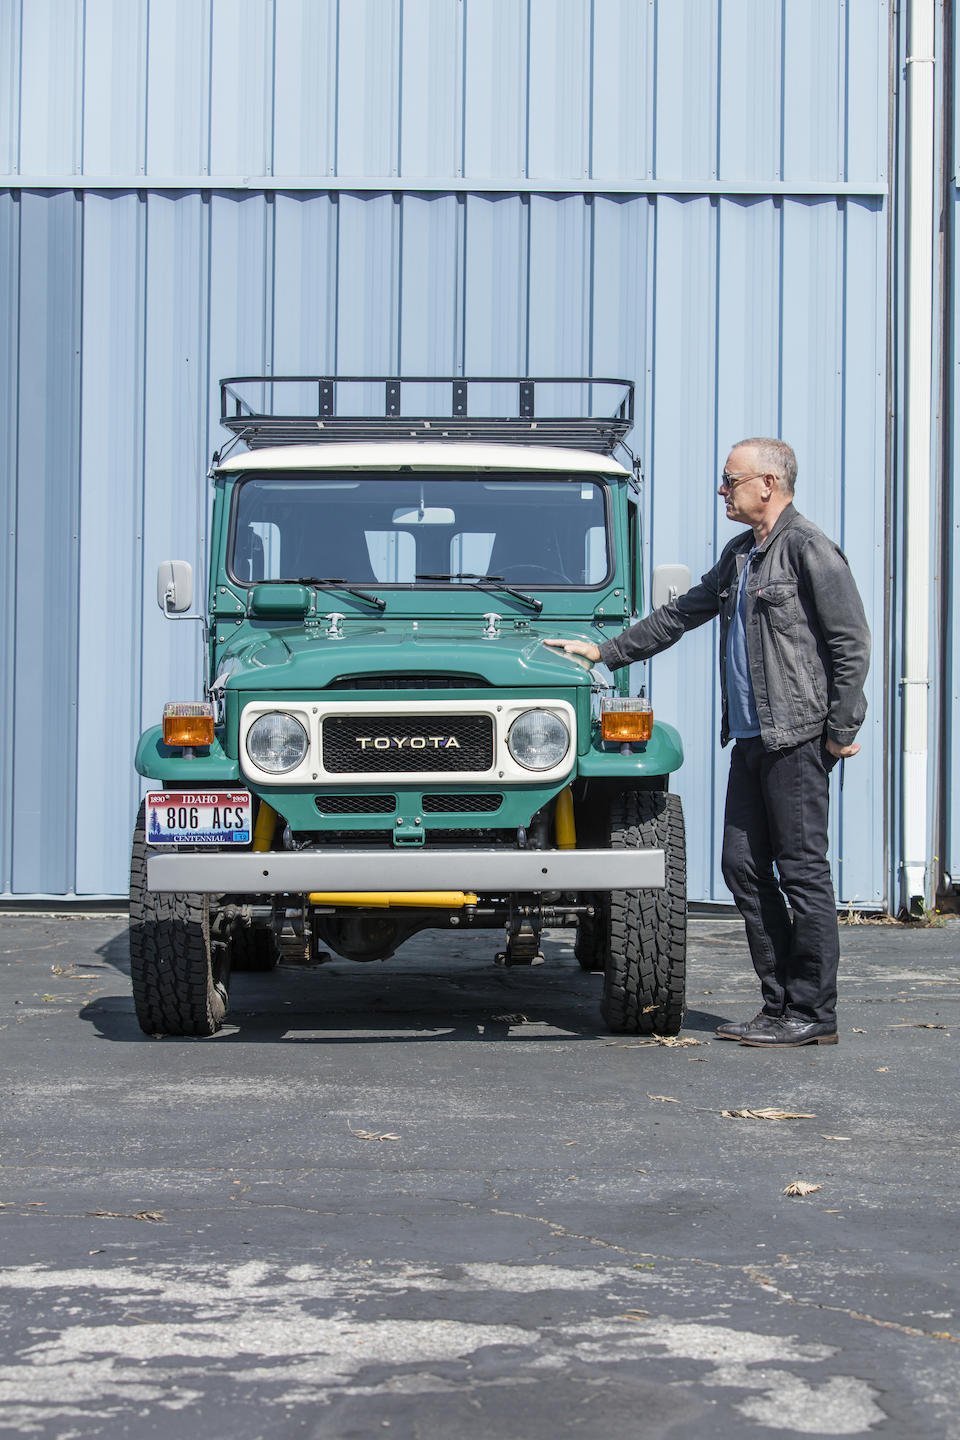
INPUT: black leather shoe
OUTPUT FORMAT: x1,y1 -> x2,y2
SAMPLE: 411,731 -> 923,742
738,1017 -> 838,1047
715,1012 -> 780,1041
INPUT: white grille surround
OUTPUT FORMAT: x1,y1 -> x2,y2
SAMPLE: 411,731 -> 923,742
239,697 -> 576,787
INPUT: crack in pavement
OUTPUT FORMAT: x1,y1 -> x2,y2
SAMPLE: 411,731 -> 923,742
458,1203 -> 959,1350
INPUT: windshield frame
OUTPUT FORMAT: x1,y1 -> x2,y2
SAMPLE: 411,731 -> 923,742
224,470 -> 615,592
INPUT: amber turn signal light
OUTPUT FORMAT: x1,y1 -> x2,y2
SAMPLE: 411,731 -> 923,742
163,702 -> 215,748
600,697 -> 653,743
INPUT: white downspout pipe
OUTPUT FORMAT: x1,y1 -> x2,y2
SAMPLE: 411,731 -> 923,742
900,0 -> 937,912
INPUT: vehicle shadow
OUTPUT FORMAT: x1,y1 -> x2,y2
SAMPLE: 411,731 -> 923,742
82,927 -> 729,1045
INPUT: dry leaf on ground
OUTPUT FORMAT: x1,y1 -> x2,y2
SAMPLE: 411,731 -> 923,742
782,1181 -> 822,1197
603,1037 -> 702,1048
88,1210 -> 165,1223
876,1067 -> 889,1073
851,1028 -> 867,1034
721,1108 -> 816,1121
647,1094 -> 680,1104
351,1129 -> 401,1142
820,1134 -> 851,1141
620,1310 -> 650,1321
489,1012 -> 527,1025
889,1022 -> 947,1030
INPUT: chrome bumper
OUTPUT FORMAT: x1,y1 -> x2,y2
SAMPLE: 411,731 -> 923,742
146,847 -> 665,895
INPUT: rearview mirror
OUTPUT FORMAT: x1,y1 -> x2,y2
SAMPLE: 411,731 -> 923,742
392,506 -> 455,525
651,563 -> 691,610
157,560 -> 194,614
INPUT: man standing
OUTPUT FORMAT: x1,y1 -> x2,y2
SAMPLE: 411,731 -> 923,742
545,438 -> 870,1048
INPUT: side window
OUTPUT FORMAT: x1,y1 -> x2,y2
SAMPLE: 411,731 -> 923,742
365,530 -> 416,583
584,526 -> 606,584
451,533 -> 495,575
627,499 -> 640,613
236,521 -> 281,581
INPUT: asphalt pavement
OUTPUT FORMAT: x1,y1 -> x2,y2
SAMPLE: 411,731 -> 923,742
0,911 -> 957,1439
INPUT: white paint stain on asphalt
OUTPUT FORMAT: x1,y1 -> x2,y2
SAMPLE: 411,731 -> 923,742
0,1260 -> 885,1435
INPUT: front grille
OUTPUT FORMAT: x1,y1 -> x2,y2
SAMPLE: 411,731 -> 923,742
422,793 -> 503,813
328,674 -> 487,690
315,794 -> 396,815
322,714 -> 494,773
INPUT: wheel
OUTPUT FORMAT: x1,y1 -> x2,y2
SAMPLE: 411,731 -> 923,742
230,920 -> 280,972
129,803 -> 230,1036
600,791 -> 687,1035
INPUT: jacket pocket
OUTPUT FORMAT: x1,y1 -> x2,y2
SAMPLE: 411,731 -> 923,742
755,582 -> 800,633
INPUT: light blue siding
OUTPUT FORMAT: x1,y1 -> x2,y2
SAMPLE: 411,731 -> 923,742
10,192 -> 82,894
75,193 -> 146,896
0,1 -> 903,900
0,194 -> 19,896
272,1 -> 338,178
947,4 -> 960,885
82,0 -> 148,176
0,0 -> 888,188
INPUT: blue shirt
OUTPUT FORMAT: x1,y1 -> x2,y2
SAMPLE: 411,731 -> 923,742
726,549 -> 761,739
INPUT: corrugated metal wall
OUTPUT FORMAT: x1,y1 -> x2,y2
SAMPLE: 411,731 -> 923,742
0,0 -> 893,902
947,0 -> 959,892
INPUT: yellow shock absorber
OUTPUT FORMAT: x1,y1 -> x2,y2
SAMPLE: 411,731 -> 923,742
252,800 -> 278,853
554,786 -> 576,849
307,892 -> 479,909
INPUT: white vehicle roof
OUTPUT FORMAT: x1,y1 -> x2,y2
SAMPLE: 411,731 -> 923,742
215,440 -> 630,477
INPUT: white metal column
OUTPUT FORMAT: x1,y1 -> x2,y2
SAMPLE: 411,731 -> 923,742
900,0 -> 937,911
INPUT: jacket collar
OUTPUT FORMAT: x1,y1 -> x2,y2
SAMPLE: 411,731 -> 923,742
752,502 -> 798,555
728,502 -> 799,570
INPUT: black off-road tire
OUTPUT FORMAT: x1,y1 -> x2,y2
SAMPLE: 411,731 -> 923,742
230,921 -> 281,972
129,804 -> 230,1036
600,790 -> 687,1035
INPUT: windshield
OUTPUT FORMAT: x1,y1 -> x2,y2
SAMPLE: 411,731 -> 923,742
229,473 -> 611,588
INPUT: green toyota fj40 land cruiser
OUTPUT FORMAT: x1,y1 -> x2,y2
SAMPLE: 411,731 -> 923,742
131,377 -> 687,1037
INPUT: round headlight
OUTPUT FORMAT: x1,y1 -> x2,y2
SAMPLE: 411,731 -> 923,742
246,712 -> 308,774
507,709 -> 570,771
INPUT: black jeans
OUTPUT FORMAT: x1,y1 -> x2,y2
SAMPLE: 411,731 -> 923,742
720,734 -> 840,1024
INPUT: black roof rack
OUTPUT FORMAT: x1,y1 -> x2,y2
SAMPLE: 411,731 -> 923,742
218,376 -> 634,456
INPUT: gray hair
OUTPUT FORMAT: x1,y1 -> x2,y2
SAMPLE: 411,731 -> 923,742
732,437 -> 798,496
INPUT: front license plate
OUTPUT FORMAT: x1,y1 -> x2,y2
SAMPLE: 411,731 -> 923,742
145,791 -> 252,846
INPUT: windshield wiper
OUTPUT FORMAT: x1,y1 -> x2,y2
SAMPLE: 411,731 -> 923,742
416,572 -> 542,614
252,577 -> 386,612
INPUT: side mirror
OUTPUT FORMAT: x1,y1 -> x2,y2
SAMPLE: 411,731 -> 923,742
157,560 -> 194,615
651,563 -> 691,610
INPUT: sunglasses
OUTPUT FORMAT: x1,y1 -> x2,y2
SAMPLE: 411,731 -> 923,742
718,471 -> 767,493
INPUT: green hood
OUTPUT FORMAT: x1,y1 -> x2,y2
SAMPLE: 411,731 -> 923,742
220,625 -> 596,692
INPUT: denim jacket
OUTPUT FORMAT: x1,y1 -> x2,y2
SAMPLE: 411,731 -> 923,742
598,505 -> 871,749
